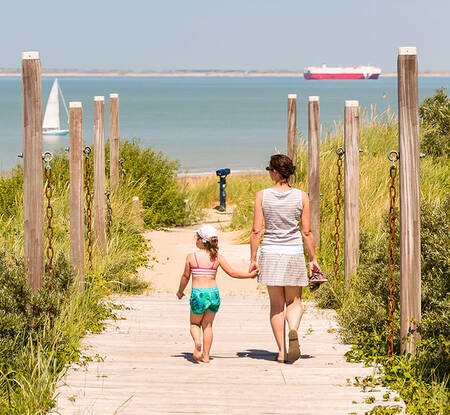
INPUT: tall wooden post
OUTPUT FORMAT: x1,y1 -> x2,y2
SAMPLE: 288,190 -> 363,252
287,94 -> 297,166
109,93 -> 120,190
69,102 -> 84,285
398,47 -> 421,355
344,100 -> 360,281
93,96 -> 106,250
308,96 -> 320,249
22,51 -> 44,293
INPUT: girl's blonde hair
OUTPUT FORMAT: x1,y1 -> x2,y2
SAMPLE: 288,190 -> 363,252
197,235 -> 219,260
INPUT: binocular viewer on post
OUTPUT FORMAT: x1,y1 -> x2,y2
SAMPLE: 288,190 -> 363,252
216,168 -> 230,177
215,168 -> 230,212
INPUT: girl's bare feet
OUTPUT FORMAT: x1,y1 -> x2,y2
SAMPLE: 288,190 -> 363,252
193,343 -> 202,361
201,354 -> 210,363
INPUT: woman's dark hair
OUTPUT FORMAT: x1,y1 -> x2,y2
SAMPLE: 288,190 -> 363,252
269,154 -> 296,180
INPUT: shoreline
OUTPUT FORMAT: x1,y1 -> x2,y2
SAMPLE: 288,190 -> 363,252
1,71 -> 449,78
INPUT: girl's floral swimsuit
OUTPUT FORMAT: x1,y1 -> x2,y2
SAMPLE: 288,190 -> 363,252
190,254 -> 221,314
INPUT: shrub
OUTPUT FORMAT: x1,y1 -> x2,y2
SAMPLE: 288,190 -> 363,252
419,87 -> 450,158
118,139 -> 191,227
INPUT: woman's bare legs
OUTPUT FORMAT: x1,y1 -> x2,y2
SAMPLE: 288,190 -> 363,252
285,286 -> 303,362
190,311 -> 203,361
285,286 -> 303,331
268,286 -> 286,362
200,310 -> 216,363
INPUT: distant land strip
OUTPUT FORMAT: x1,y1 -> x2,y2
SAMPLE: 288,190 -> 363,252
1,69 -> 449,77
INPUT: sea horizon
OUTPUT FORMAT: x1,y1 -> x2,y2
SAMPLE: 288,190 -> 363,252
1,76 -> 448,174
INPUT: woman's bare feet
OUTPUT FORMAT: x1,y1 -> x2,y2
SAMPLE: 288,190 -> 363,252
201,354 -> 210,363
276,351 -> 286,363
193,343 -> 202,361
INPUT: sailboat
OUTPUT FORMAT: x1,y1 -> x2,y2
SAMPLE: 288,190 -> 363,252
43,79 -> 69,136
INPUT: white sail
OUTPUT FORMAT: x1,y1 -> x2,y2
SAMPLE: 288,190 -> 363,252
43,79 -> 60,130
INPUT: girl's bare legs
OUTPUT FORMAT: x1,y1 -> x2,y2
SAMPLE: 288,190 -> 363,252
190,311 -> 204,361
285,286 -> 303,331
268,286 -> 286,362
200,310 -> 216,363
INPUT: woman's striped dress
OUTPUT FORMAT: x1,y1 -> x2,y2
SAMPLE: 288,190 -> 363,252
257,188 -> 308,287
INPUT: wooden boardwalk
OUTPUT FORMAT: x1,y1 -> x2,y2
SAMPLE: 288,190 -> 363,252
53,294 -> 404,414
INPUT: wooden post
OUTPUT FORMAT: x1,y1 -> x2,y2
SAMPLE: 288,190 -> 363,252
344,100 -> 360,282
109,93 -> 120,190
22,51 -> 44,293
69,102 -> 84,285
93,96 -> 106,250
287,94 -> 297,166
308,96 -> 320,249
398,47 -> 421,355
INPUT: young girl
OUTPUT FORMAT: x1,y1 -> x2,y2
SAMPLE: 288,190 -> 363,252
176,224 -> 257,363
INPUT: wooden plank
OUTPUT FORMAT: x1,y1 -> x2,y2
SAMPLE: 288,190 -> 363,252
344,100 -> 360,281
308,96 -> 320,249
109,93 -> 120,190
22,51 -> 44,293
69,102 -> 84,285
54,294 -> 405,415
398,47 -> 421,355
287,94 -> 297,166
93,96 -> 106,250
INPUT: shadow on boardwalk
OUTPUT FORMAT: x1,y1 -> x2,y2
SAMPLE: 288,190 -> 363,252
53,294 -> 405,415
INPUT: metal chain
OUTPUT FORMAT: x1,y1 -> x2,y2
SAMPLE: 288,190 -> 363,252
387,150 -> 399,362
105,189 -> 112,239
84,146 -> 93,269
43,151 -> 55,287
333,147 -> 345,283
119,158 -> 126,181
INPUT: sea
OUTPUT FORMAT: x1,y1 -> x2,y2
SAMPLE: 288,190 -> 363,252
0,76 -> 448,173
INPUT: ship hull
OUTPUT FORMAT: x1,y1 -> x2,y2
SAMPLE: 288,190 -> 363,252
304,73 -> 380,80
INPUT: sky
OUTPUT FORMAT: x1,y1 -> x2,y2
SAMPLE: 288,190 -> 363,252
2,0 -> 449,71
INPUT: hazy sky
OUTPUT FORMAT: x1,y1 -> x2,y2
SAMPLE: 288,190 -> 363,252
2,0 -> 449,71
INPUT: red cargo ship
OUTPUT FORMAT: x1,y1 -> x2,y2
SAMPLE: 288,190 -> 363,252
304,65 -> 381,80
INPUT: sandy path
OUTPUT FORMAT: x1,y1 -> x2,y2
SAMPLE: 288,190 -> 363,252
139,209 -> 259,295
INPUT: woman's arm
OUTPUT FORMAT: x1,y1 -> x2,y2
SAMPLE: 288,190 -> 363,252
249,190 -> 264,272
301,192 -> 320,274
218,255 -> 258,279
176,255 -> 192,299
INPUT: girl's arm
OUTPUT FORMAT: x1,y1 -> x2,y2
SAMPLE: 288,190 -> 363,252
176,255 -> 191,299
301,192 -> 320,274
249,190 -> 264,272
218,254 -> 258,279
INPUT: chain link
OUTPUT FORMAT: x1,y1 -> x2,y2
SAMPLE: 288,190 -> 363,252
43,151 -> 55,288
333,147 -> 345,283
84,146 -> 93,270
105,189 -> 112,239
387,150 -> 399,362
119,158 -> 126,181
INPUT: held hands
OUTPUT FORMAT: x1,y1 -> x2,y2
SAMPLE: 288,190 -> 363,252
248,261 -> 259,274
249,269 -> 259,279
176,291 -> 185,300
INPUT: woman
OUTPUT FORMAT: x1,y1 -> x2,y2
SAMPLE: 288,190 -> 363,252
249,154 -> 320,363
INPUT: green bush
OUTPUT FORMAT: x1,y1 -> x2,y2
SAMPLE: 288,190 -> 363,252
0,167 -> 23,219
118,139 -> 191,227
419,87 -> 450,158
